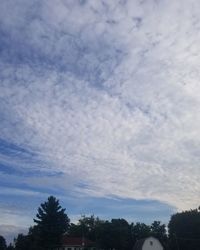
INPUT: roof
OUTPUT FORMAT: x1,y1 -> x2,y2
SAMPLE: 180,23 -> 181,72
62,236 -> 95,247
133,239 -> 145,250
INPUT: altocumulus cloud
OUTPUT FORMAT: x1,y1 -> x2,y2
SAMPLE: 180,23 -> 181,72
0,0 -> 200,229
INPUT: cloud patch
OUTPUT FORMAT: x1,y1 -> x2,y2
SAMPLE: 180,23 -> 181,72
0,0 -> 200,228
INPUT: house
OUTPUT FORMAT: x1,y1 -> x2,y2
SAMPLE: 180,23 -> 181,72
133,237 -> 163,250
56,236 -> 96,250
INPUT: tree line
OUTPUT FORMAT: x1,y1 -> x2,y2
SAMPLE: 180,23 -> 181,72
0,196 -> 200,250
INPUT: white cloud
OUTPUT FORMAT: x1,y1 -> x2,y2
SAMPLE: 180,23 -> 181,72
0,206 -> 31,243
0,208 -> 31,228
0,224 -> 28,244
0,0 -> 200,214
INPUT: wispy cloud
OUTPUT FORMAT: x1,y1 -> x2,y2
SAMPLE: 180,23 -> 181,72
0,1 -> 200,237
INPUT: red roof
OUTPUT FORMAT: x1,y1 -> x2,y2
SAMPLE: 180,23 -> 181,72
62,236 -> 95,247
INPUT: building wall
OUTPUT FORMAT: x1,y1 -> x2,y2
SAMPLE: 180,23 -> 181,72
142,237 -> 163,250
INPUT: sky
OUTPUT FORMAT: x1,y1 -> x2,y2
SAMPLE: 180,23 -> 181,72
0,0 -> 200,243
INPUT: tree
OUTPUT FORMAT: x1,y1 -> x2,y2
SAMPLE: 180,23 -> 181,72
33,196 -> 70,250
27,226 -> 44,250
109,219 -> 132,250
69,215 -> 104,243
168,208 -> 200,250
95,220 -> 113,250
6,244 -> 14,250
78,215 -> 100,241
68,223 -> 82,238
14,234 -> 29,250
131,222 -> 151,241
150,221 -> 167,249
0,236 -> 6,250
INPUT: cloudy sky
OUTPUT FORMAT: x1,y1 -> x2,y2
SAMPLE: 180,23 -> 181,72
1,0 -> 200,242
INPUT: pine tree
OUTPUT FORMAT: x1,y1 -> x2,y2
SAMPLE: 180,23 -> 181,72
33,196 -> 70,250
0,235 -> 6,250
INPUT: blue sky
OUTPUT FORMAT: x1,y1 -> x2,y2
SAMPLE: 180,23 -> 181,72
1,0 -> 200,243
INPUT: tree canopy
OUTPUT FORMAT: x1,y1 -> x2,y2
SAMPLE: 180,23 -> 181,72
33,196 -> 70,249
0,236 -> 6,250
168,208 -> 200,250
5,196 -> 200,250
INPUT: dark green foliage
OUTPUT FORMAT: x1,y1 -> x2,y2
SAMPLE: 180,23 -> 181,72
78,215 -> 99,240
131,222 -> 151,240
68,216 -> 168,250
109,219 -> 132,250
14,234 -> 29,250
68,222 -> 83,237
6,244 -> 14,250
33,196 -> 70,249
69,215 -> 106,243
0,235 -> 6,250
150,221 -> 167,247
7,195 -> 200,250
69,215 -> 104,246
168,208 -> 200,250
13,230 -> 43,250
95,220 -> 112,250
27,226 -> 44,250
69,216 -> 132,250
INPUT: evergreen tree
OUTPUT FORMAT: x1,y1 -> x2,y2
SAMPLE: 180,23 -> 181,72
6,244 -> 14,250
14,234 -> 29,250
0,236 -> 6,250
33,196 -> 70,250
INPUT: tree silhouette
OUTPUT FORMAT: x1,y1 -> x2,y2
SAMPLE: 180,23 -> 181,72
168,208 -> 200,250
14,234 -> 29,250
34,196 -> 70,249
0,235 -> 6,250
6,244 -> 14,250
150,221 -> 167,248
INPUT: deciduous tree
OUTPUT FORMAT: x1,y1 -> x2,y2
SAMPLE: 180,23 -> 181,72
168,208 -> 200,250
